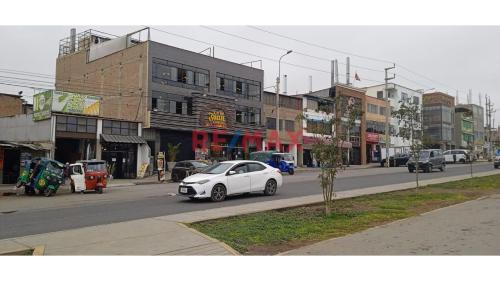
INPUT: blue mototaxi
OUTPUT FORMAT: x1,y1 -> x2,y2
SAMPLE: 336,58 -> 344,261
250,151 -> 295,175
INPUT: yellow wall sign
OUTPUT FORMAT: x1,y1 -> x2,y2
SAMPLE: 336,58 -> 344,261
206,110 -> 227,129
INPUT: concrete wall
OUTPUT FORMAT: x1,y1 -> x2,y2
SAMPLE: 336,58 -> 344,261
0,114 -> 52,142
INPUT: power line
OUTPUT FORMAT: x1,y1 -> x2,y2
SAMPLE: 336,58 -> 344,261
247,25 -> 476,97
200,25 -> 385,74
247,25 -> 394,65
149,26 -> 386,84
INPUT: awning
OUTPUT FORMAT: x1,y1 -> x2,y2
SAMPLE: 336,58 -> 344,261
0,141 -> 48,150
100,134 -> 146,144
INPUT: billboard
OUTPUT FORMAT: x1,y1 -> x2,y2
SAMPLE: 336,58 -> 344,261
33,90 -> 54,121
33,90 -> 101,121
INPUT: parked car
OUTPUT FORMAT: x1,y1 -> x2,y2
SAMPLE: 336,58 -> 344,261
407,149 -> 446,173
380,153 -> 410,167
171,160 -> 210,182
494,155 -> 500,169
443,149 -> 469,164
178,160 -> 283,202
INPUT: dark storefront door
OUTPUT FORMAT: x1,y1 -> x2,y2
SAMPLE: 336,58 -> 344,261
102,143 -> 137,179
2,149 -> 20,184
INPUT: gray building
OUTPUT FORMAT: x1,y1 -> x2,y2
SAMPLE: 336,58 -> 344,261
422,92 -> 455,149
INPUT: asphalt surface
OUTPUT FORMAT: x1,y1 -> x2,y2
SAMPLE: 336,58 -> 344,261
0,163 -> 493,239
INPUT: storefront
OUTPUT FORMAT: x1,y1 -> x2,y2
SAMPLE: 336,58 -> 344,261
0,142 -> 48,184
366,132 -> 381,163
54,115 -> 97,164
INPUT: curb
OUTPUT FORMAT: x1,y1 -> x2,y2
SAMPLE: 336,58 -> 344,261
0,245 -> 44,256
177,223 -> 240,256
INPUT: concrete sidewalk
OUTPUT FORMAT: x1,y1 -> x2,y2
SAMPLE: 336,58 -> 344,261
1,169 -> 499,255
282,194 -> 500,255
0,217 -> 238,255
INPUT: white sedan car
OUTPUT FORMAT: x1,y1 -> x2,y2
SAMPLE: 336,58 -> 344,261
178,160 -> 283,202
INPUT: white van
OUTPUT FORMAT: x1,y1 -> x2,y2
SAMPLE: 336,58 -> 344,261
443,149 -> 469,164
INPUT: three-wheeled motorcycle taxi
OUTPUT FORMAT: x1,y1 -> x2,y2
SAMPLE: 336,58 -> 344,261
70,160 -> 108,194
16,157 -> 65,196
250,151 -> 296,175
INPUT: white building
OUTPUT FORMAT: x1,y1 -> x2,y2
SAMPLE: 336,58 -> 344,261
364,83 -> 423,159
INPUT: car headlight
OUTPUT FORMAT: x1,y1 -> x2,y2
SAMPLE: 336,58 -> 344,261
196,179 -> 210,184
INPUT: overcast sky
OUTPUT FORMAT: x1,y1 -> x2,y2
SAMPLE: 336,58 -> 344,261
0,25 -> 498,121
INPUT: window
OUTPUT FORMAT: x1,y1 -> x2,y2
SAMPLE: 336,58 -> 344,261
231,164 -> 248,174
152,58 -> 209,90
401,92 -> 408,102
103,120 -> 138,136
266,117 -> 276,130
248,163 -> 266,172
235,106 -> 261,125
216,73 -> 261,101
368,104 -> 379,114
306,119 -> 331,134
377,91 -> 384,99
151,91 -> 193,116
307,99 -> 318,111
56,116 -> 97,133
152,98 -> 158,111
379,107 -> 386,116
413,96 -> 420,105
285,120 -> 295,132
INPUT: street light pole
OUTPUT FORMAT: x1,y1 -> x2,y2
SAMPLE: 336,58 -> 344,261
276,50 -> 293,152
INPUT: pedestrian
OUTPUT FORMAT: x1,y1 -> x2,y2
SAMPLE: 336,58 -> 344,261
63,162 -> 70,185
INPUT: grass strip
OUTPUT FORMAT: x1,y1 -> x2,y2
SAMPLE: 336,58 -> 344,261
190,174 -> 500,255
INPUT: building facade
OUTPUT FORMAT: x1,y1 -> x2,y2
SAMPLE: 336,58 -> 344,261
262,91 -> 303,166
364,83 -> 423,158
454,104 -> 484,153
296,84 -> 367,166
365,95 -> 390,163
422,92 -> 455,150
55,28 -> 265,176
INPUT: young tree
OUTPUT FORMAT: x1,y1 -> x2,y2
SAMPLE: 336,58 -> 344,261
303,95 -> 363,215
167,142 -> 181,162
392,100 -> 423,187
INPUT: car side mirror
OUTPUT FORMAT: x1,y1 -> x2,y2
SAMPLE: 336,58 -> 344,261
228,170 -> 236,176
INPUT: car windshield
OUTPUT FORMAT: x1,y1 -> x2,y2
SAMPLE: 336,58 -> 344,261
419,151 -> 431,158
86,163 -> 106,172
191,161 -> 209,168
200,163 -> 233,174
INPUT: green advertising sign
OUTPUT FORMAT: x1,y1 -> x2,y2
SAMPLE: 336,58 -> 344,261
32,90 -> 101,121
33,90 -> 54,121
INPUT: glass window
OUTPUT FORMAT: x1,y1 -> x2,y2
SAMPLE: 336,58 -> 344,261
266,117 -> 276,130
200,163 -> 233,174
231,164 -> 248,174
379,107 -> 386,116
285,120 -> 295,132
248,163 -> 266,172
377,91 -> 384,99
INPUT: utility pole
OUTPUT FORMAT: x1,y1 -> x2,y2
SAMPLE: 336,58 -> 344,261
486,95 -> 494,161
384,64 -> 396,168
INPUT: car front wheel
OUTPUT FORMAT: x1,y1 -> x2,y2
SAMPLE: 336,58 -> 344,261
264,179 -> 277,196
210,184 -> 226,202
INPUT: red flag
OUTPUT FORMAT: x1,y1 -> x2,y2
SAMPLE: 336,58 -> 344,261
355,72 -> 360,81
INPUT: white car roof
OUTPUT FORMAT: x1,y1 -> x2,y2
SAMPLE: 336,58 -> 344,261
221,160 -> 263,164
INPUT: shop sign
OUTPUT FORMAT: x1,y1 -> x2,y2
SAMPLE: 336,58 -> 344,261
33,90 -> 101,121
366,132 -> 380,143
206,110 -> 227,129
33,90 -> 53,121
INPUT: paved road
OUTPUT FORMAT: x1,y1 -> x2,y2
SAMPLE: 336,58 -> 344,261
0,163 -> 493,239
